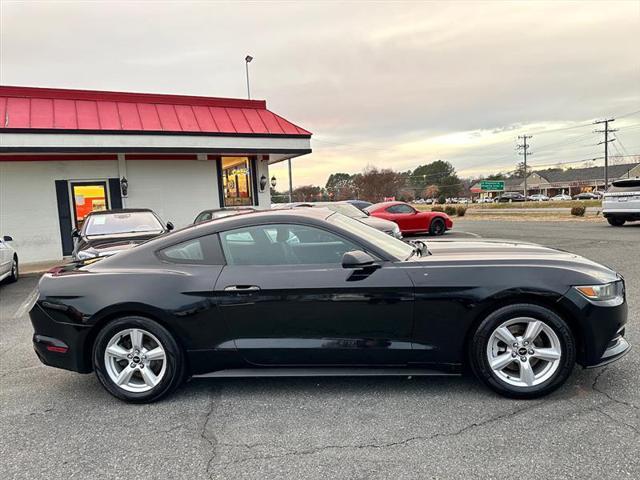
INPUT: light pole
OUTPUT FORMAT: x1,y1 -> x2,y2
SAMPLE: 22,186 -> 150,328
245,55 -> 253,99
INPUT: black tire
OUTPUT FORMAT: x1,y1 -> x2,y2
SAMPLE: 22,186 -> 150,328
93,316 -> 186,403
429,218 -> 446,236
607,217 -> 625,227
469,304 -> 576,399
8,255 -> 18,283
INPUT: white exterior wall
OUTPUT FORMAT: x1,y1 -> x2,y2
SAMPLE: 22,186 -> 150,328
0,160 -> 119,263
0,156 -> 276,265
124,159 -> 220,228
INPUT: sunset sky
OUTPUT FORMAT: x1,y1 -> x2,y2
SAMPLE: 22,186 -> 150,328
2,0 -> 638,187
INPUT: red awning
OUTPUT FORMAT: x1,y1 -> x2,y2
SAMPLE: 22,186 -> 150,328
0,86 -> 310,136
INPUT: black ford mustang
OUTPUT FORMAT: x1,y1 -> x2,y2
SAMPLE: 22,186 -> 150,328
30,209 -> 629,403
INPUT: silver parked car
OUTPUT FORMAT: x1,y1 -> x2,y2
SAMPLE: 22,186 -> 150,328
0,235 -> 18,283
292,201 -> 402,238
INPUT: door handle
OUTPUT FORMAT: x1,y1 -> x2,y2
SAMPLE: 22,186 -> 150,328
224,285 -> 261,292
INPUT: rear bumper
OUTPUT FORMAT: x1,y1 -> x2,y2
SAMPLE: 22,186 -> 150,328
30,303 -> 93,373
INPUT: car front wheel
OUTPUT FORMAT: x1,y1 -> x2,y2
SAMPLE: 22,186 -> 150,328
607,217 -> 626,227
470,304 -> 576,399
93,316 -> 186,403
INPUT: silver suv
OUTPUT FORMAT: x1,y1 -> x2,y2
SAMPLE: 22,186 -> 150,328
603,178 -> 640,226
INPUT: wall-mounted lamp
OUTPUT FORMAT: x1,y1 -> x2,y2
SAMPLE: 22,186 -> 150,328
271,176 -> 277,188
120,176 -> 129,197
259,175 -> 268,192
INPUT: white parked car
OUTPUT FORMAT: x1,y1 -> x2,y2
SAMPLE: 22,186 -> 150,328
529,194 -> 549,201
0,235 -> 18,283
551,194 -> 572,201
476,197 -> 494,203
603,178 -> 640,226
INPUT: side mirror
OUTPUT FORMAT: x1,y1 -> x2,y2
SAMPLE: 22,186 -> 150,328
342,250 -> 378,269
3,235 -> 13,242
166,222 -> 174,231
71,229 -> 80,238
364,210 -> 370,216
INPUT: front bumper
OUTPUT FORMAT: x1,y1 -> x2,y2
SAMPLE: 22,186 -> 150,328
558,287 -> 630,367
585,332 -> 631,368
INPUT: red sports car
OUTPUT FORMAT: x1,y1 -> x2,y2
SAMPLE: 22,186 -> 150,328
365,201 -> 453,235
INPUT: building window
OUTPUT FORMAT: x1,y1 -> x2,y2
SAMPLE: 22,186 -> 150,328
221,157 -> 254,207
70,181 -> 109,229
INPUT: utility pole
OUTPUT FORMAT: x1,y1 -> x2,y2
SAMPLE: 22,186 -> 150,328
517,135 -> 532,198
594,118 -> 617,190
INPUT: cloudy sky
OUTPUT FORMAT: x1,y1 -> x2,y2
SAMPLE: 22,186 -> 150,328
1,0 -> 639,187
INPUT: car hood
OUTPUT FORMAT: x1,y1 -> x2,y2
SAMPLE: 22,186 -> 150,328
410,239 -> 618,283
80,232 -> 163,253
359,215 -> 397,231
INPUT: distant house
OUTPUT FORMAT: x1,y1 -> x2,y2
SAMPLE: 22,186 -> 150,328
471,162 -> 640,198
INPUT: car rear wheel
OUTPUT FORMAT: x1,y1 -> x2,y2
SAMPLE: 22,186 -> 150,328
470,304 -> 575,399
8,256 -> 18,283
607,217 -> 626,227
93,316 -> 185,403
429,218 -> 446,236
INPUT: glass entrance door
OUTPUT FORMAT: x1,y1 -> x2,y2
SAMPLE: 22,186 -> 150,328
70,181 -> 109,229
221,157 -> 255,207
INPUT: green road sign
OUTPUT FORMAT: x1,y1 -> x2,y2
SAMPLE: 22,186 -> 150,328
480,180 -> 505,191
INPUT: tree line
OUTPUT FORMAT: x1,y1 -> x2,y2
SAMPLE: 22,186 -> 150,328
272,160 -> 467,203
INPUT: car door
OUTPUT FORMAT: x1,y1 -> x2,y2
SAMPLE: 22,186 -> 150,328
385,204 -> 421,232
214,222 -> 414,366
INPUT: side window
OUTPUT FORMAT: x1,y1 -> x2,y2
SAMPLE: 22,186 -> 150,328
196,212 -> 212,223
158,234 -> 225,265
387,204 -> 413,214
220,224 -> 361,266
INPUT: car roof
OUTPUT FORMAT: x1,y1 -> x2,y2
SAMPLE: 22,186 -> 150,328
87,208 -> 154,216
368,201 -> 405,209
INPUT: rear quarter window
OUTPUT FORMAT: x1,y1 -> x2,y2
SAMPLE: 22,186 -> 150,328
158,234 -> 225,265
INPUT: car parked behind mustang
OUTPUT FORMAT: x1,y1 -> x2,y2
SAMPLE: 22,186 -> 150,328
291,201 -> 402,238
72,208 -> 174,261
0,235 -> 19,284
366,201 -> 452,235
194,207 -> 255,224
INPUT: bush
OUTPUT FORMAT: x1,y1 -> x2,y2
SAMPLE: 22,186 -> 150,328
571,205 -> 586,217
444,205 -> 457,216
431,206 -> 444,212
456,206 -> 467,217
437,195 -> 446,205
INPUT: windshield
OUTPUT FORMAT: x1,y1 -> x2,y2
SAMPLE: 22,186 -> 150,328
328,212 -> 415,260
608,180 -> 640,192
323,203 -> 368,218
84,212 -> 164,236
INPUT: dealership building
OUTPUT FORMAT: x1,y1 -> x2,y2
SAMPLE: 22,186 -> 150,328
0,86 -> 312,264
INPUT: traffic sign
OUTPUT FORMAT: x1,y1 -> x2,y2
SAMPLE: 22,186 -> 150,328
480,180 -> 505,191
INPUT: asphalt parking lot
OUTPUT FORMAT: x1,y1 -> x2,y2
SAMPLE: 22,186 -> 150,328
1,220 -> 638,479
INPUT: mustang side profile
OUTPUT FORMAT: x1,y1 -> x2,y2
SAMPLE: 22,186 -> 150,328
30,209 -> 629,403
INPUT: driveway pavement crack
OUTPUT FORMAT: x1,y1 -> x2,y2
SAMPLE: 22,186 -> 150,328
592,367 -> 639,411
200,388 -> 219,480
214,401 -> 541,468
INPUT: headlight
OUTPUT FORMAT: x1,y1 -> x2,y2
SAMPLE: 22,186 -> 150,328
575,281 -> 624,302
76,250 -> 98,260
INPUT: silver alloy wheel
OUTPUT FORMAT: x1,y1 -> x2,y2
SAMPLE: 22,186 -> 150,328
11,258 -> 18,280
486,317 -> 562,388
104,328 -> 167,393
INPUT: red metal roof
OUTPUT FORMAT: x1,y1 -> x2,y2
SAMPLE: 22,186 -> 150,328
0,86 -> 311,136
